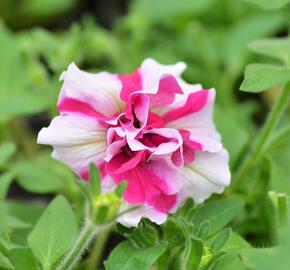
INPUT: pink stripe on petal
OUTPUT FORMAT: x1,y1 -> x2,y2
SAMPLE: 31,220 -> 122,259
162,90 -> 209,124
149,75 -> 183,108
149,193 -> 177,213
105,154 -> 178,211
58,97 -> 104,119
119,69 -> 142,102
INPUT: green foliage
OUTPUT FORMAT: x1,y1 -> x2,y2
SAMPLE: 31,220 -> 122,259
104,241 -> 167,270
244,0 -> 290,10
0,142 -> 16,165
8,248 -> 38,270
1,0 -> 290,269
249,38 -> 290,64
28,196 -> 77,270
240,64 -> 290,92
186,198 -> 244,234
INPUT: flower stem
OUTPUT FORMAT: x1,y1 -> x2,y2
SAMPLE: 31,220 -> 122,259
87,225 -> 112,270
233,82 -> 290,189
56,219 -> 98,270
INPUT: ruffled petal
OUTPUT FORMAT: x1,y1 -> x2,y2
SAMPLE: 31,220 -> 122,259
164,89 -> 222,152
127,128 -> 183,156
58,63 -> 123,117
37,115 -> 107,175
140,58 -> 186,90
105,154 -> 179,212
179,149 -> 231,203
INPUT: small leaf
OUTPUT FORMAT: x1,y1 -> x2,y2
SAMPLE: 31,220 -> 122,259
0,251 -> 14,270
174,237 -> 203,270
210,228 -> 231,253
244,0 -> 290,10
0,229 -> 11,255
115,181 -> 128,198
197,221 -> 211,239
189,198 -> 243,235
89,164 -> 101,196
249,38 -> 290,64
105,241 -> 167,270
240,64 -> 290,93
28,195 -> 77,270
0,142 -> 16,165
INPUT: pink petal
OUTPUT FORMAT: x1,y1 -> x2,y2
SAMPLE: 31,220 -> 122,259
105,154 -> 179,213
162,90 -> 209,123
119,69 -> 142,102
165,89 -> 222,153
148,75 -> 183,108
127,128 -> 183,156
58,97 -> 103,119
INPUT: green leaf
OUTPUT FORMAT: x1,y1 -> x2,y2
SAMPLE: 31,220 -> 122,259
174,237 -> 203,270
190,199 -> 243,235
222,232 -> 251,252
215,107 -> 249,168
0,229 -> 11,255
240,64 -> 290,93
210,228 -> 231,253
249,38 -> 290,64
0,24 -> 50,118
131,0 -> 216,21
89,164 -> 101,196
28,195 -> 77,270
115,181 -> 128,198
14,158 -> 67,194
0,204 -> 5,235
105,241 -> 167,270
210,253 -> 247,270
0,172 -> 14,200
9,248 -> 38,270
223,13 -> 287,75
241,247 -> 289,270
0,142 -> 16,165
269,158 -> 290,195
244,0 -> 290,10
0,251 -> 14,270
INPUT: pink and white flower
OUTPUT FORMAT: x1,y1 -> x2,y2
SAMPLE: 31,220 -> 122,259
38,58 -> 230,227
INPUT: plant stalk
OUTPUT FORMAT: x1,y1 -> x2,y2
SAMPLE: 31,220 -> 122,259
87,225 -> 112,270
56,219 -> 98,270
233,82 -> 290,189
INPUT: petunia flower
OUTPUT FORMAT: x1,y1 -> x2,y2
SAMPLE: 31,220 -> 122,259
38,58 -> 230,227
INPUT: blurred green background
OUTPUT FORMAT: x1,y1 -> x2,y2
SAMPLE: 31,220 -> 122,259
1,0 -> 290,248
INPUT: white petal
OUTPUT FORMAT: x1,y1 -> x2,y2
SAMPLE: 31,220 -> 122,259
180,149 -> 230,203
37,115 -> 107,174
117,202 -> 167,227
59,63 -> 123,116
140,58 -> 187,90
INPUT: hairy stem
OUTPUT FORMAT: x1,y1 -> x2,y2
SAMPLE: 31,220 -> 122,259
233,83 -> 290,189
87,226 -> 111,270
56,219 -> 98,270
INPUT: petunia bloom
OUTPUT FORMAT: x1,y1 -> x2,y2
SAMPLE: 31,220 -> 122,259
38,58 -> 230,227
